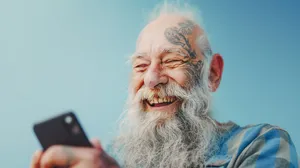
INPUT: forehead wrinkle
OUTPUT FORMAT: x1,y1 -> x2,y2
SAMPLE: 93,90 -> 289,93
131,46 -> 189,64
154,47 -> 189,59
130,52 -> 148,64
161,47 -> 188,57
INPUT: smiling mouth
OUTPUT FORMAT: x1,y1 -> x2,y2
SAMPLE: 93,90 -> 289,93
144,97 -> 177,107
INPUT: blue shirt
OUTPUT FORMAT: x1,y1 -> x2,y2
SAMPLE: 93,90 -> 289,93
206,122 -> 299,168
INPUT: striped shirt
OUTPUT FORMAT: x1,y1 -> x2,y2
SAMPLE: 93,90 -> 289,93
206,122 -> 299,168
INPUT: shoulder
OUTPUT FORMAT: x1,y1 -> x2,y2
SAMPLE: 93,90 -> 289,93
209,122 -> 299,168
224,123 -> 287,152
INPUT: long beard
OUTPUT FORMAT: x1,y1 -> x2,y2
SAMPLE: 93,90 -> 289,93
113,65 -> 219,168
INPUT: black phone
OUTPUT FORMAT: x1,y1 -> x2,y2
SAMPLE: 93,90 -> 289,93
33,111 -> 92,151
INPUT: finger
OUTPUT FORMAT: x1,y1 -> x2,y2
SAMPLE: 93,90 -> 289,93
30,150 -> 43,168
72,161 -> 101,168
40,145 -> 101,168
90,138 -> 102,150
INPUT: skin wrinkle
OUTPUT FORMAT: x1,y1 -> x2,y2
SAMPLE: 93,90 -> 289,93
60,146 -> 119,168
30,4 -> 225,168
114,71 -> 219,168
113,7 -> 223,167
132,19 -> 205,92
62,146 -> 74,167
163,19 -> 205,90
131,47 -> 189,69
184,61 -> 204,89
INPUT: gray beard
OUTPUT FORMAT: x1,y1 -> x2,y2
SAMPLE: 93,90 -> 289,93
113,64 -> 220,168
113,113 -> 218,168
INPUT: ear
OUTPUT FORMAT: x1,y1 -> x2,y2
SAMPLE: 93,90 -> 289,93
209,53 -> 224,92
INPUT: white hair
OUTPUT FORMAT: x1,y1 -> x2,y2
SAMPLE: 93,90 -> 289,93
146,0 -> 214,91
148,1 -> 213,61
112,2 -> 220,168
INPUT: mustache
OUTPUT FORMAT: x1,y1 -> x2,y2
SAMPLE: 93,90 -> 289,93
134,82 -> 190,102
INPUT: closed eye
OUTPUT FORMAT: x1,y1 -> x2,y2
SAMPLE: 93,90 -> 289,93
134,64 -> 148,68
164,59 -> 184,64
162,59 -> 188,68
165,60 -> 180,63
134,64 -> 149,73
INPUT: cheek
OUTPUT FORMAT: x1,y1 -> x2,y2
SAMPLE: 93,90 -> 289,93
130,72 -> 144,94
166,69 -> 189,87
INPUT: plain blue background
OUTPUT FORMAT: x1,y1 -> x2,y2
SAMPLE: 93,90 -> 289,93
0,0 -> 299,167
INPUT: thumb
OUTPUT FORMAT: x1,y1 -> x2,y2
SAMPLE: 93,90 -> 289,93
90,138 -> 102,150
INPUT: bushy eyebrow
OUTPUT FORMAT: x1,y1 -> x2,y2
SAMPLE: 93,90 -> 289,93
130,53 -> 149,64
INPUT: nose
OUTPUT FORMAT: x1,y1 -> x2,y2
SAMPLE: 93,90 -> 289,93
144,64 -> 168,88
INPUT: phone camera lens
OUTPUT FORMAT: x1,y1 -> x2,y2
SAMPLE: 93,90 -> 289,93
72,125 -> 81,135
65,116 -> 73,124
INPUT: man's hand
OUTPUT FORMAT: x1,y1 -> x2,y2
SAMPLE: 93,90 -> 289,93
30,139 -> 119,168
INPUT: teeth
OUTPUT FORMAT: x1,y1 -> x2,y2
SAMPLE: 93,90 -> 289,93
166,97 -> 170,102
146,96 -> 176,105
163,97 -> 167,102
154,98 -> 158,104
149,92 -> 154,100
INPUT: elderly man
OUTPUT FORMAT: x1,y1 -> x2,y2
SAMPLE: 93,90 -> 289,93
30,3 -> 298,168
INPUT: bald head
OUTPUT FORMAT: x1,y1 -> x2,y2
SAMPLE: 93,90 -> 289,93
130,14 -> 210,115
136,14 -> 205,61
116,4 -> 224,168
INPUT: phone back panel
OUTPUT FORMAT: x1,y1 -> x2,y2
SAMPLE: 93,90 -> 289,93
33,112 -> 92,150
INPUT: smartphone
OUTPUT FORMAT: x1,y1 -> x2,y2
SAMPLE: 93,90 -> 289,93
33,111 -> 92,150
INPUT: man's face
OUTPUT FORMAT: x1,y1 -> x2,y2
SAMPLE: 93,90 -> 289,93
130,15 -> 204,115
115,14 -> 223,168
